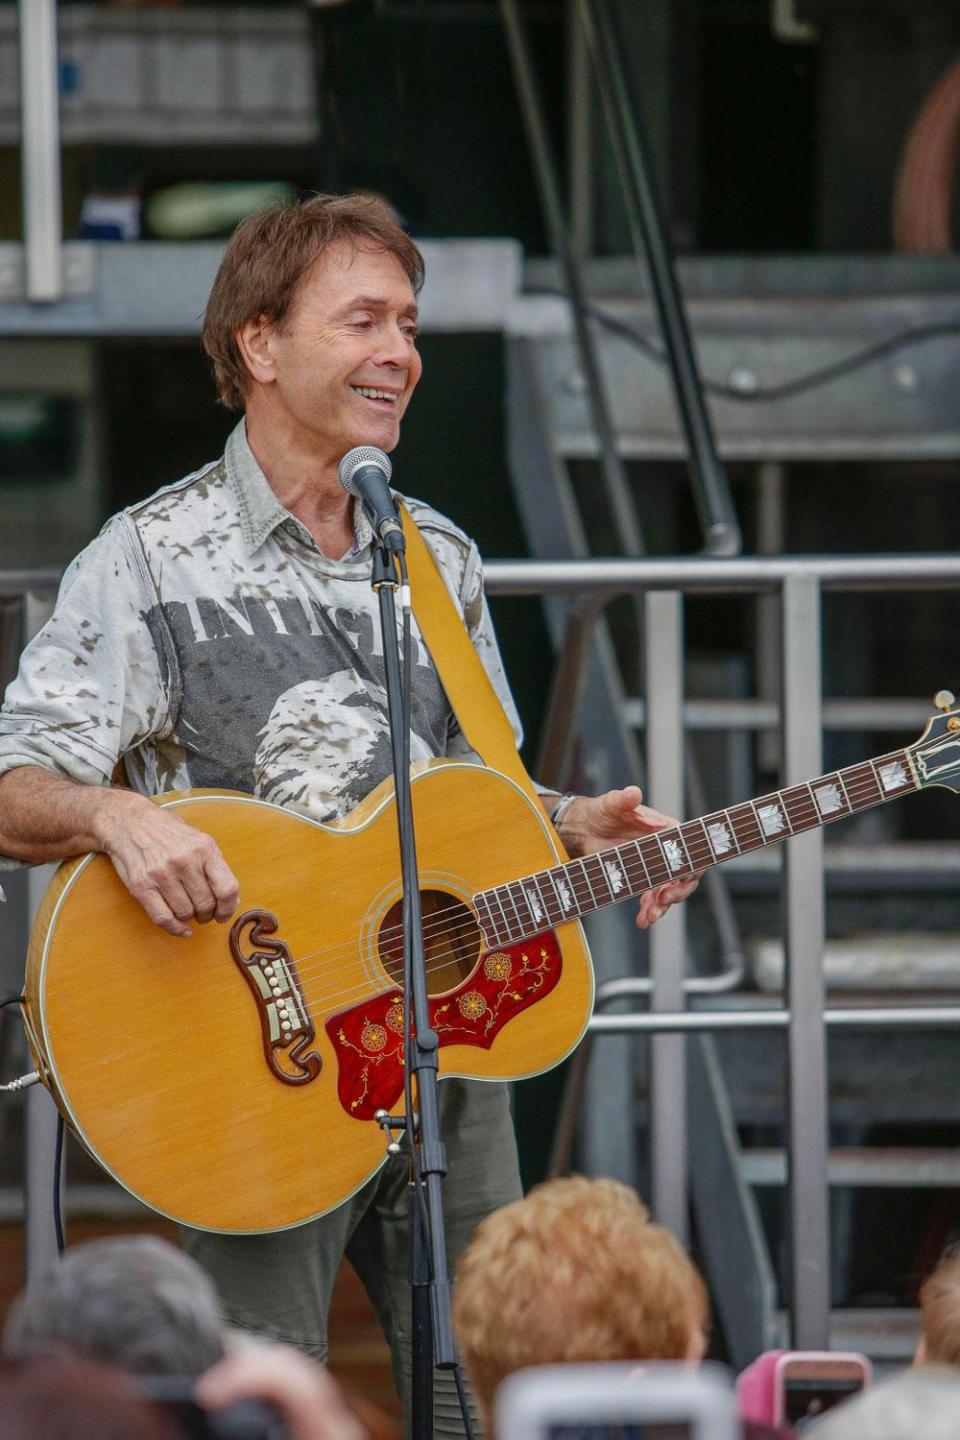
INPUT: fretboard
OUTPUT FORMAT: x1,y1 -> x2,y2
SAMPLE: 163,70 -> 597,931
472,748 -> 919,950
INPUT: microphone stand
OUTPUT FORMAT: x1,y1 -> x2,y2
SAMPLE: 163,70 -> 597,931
369,536 -> 470,1440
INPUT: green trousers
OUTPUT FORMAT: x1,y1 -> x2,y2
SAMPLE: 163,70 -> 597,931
182,1079 -> 521,1438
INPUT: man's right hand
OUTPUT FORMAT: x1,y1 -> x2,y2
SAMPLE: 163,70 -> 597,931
0,767 -> 239,940
94,790 -> 240,938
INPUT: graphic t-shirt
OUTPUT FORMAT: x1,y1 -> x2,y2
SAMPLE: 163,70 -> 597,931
0,421 -> 524,851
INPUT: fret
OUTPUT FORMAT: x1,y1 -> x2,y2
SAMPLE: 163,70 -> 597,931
534,871 -> 564,926
730,801 -> 763,851
542,871 -> 566,925
809,774 -> 850,822
566,860 -> 594,911
870,752 -> 914,799
506,880 -> 539,934
598,849 -> 631,901
695,817 -> 719,865
653,827 -> 691,879
629,838 -> 655,889
834,769 -> 853,812
748,797 -> 787,844
638,834 -> 670,887
679,820 -> 709,870
702,810 -> 740,859
548,866 -> 579,919
577,857 -> 602,907
500,881 -> 521,938
863,760 -> 892,806
520,877 -> 550,931
489,886 -> 516,944
781,783 -> 814,834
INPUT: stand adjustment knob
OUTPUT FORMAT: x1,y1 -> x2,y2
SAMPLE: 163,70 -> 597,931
374,1109 -> 406,1157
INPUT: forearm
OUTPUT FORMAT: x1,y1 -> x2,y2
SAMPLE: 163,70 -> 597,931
0,765 -> 146,864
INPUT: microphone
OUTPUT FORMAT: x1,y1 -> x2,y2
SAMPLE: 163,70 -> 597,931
338,446 -> 405,553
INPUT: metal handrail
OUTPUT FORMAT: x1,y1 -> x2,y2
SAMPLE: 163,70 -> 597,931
484,552 -> 960,594
499,0 -> 645,555
18,0 -> 62,301
574,0 -> 741,557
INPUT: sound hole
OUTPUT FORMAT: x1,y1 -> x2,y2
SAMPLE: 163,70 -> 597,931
378,889 -> 482,995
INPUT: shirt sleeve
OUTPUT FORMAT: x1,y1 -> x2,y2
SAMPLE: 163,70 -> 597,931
0,514 -> 172,797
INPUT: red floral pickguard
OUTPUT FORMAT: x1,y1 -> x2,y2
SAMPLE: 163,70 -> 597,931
325,936 -> 562,1120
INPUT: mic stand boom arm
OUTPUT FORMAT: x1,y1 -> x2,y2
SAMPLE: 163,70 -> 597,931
370,539 -> 461,1440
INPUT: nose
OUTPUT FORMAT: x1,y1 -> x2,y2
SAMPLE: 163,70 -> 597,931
373,320 -> 417,370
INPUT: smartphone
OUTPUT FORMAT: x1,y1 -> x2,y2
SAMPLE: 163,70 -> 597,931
495,1361 -> 739,1440
774,1352 -> 871,1430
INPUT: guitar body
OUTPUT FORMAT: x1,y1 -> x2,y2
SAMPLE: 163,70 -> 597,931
23,761 -> 593,1234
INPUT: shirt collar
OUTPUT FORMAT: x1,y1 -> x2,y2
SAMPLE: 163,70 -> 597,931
224,419 -> 374,558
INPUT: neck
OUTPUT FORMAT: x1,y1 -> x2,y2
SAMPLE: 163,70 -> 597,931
473,745 -> 920,950
243,409 -> 354,557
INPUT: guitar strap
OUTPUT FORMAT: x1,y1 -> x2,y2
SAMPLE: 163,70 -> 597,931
400,505 -> 564,851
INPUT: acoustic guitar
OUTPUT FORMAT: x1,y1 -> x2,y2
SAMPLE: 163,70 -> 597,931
22,699 -> 960,1233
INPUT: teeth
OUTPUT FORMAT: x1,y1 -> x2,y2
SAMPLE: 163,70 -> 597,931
354,387 -> 397,402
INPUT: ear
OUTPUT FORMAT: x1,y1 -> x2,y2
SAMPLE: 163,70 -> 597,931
236,315 -> 277,389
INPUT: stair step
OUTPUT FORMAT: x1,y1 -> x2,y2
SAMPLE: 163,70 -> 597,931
743,1147 -> 960,1188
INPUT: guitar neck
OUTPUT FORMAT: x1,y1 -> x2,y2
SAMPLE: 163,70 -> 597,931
473,747 -> 920,949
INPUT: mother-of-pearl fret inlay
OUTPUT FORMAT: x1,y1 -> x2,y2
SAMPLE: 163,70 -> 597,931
879,760 -> 907,791
556,875 -> 574,911
708,821 -> 733,855
663,837 -> 685,872
757,803 -> 785,836
524,887 -> 544,923
604,860 -> 625,893
814,783 -> 842,815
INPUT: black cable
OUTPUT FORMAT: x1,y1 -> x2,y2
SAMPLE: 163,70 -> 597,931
533,288 -> 960,405
1,995 -> 24,1009
398,552 -> 434,1253
453,1362 -> 479,1440
53,1111 -> 65,1254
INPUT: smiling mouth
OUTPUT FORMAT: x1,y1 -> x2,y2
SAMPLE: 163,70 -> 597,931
351,386 -> 400,407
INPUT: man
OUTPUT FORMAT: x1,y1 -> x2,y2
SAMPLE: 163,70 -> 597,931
0,194 -> 696,1435
452,1175 -> 709,1436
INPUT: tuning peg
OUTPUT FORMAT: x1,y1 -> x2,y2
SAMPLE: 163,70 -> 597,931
934,690 -> 956,713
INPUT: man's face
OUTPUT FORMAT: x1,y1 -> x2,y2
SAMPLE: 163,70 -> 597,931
258,239 -> 423,460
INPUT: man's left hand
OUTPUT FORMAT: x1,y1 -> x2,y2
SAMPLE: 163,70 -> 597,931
555,785 -> 700,929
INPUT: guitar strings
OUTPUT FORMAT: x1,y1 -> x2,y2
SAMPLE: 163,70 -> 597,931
238,764 -> 905,1019
178,767 -> 902,1039
283,760 -> 900,983
272,763 -> 906,1001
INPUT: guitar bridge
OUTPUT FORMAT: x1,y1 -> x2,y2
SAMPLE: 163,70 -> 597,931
230,910 -> 322,1087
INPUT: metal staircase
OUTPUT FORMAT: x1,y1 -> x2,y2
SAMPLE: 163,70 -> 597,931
498,0 -> 960,1372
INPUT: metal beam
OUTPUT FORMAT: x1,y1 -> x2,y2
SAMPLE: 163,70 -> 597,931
17,0 -> 62,302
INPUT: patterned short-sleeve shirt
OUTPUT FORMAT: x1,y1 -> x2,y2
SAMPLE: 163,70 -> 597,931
0,421 -> 524,852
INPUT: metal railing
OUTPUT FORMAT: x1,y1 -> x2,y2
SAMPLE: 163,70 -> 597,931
483,551 -> 960,1350
4,552 -> 960,1348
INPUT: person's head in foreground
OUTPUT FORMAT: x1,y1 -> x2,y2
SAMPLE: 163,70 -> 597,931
0,1357 -> 179,1440
916,1241 -> 960,1368
452,1175 -> 709,1434
804,1365 -> 960,1440
2,1234 -> 226,1377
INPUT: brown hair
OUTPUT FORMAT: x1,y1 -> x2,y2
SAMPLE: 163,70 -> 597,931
452,1176 -> 709,1431
920,1244 -> 960,1367
202,193 -> 425,412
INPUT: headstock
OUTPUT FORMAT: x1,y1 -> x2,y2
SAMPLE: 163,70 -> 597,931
909,691 -> 960,793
